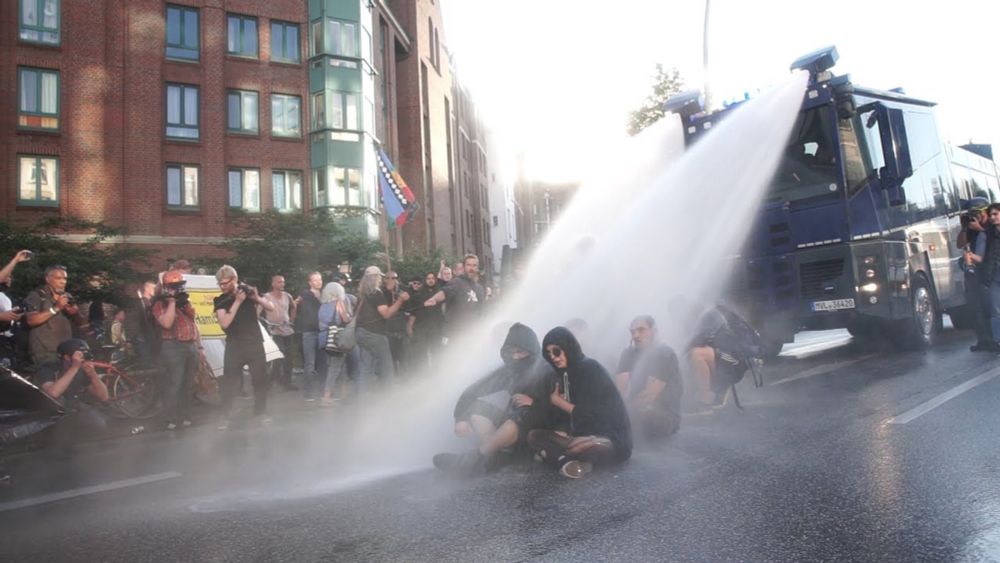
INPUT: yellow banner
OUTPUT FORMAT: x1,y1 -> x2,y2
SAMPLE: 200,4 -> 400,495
189,288 -> 224,339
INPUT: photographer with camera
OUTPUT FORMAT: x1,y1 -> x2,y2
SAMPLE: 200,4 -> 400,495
152,270 -> 201,430
36,338 -> 112,447
214,265 -> 274,429
0,250 -> 32,361
958,197 -> 996,352
25,265 -> 88,366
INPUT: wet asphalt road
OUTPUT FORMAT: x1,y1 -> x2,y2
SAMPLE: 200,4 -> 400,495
3,327 -> 1000,562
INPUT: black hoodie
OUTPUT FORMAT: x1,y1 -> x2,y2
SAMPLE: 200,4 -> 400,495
542,327 -> 632,462
453,323 -> 553,423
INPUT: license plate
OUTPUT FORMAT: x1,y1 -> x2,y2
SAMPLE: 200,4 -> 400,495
812,298 -> 856,312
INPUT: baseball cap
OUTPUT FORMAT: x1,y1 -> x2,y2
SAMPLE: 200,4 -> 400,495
364,266 -> 384,277
163,270 -> 186,286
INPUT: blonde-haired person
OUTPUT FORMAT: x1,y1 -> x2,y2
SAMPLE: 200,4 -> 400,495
318,282 -> 353,406
355,266 -> 409,390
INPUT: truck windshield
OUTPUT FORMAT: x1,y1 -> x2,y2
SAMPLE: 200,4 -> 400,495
770,107 -> 841,200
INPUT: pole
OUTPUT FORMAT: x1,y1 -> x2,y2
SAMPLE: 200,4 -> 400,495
702,0 -> 712,111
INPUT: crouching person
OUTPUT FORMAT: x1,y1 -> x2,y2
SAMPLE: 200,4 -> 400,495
529,327 -> 632,479
614,315 -> 683,440
433,323 -> 552,475
37,339 -> 111,447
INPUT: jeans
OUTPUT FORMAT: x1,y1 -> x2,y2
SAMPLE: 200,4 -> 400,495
159,340 -> 197,424
356,327 -> 395,392
300,331 -> 326,398
990,279 -> 1000,342
270,334 -> 294,387
220,337 -> 269,416
323,351 -> 347,397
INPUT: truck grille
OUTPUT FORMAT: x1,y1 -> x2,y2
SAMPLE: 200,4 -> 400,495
799,259 -> 845,300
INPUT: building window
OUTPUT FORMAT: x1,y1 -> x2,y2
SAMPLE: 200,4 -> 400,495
313,168 -> 327,206
226,14 -> 258,58
270,21 -> 299,63
271,94 -> 301,137
17,155 -> 58,206
330,92 -> 358,130
166,84 -> 199,139
166,164 -> 199,209
228,168 -> 260,211
19,0 -> 59,45
311,92 -> 325,130
310,19 -> 322,57
18,68 -> 58,130
226,90 -> 258,134
272,170 -> 302,211
326,19 -> 357,57
330,167 -> 362,206
166,5 -> 199,61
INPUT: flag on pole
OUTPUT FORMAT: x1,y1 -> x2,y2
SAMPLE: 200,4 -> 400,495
376,148 -> 418,227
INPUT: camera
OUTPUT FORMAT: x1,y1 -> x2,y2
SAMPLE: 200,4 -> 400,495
237,282 -> 252,295
22,250 -> 33,260
82,350 -> 94,361
175,291 -> 190,306
65,296 -> 76,306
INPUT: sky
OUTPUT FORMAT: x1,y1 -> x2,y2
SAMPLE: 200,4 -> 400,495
440,0 -> 1000,183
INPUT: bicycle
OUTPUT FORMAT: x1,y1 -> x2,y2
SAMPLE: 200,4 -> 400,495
90,345 -> 161,419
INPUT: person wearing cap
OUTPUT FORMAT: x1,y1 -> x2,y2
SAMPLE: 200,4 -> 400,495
355,265 -> 410,388
35,339 -> 113,445
152,270 -> 201,429
958,197 -> 996,352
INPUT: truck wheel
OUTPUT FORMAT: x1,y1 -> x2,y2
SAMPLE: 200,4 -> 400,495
892,278 -> 940,350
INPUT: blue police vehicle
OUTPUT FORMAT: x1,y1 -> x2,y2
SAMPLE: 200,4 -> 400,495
666,46 -> 1000,354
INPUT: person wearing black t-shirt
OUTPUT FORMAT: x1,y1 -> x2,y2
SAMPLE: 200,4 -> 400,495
356,266 -> 409,390
213,265 -> 275,428
423,254 -> 485,339
614,315 -> 683,440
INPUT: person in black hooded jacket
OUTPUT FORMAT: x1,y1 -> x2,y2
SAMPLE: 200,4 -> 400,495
433,322 -> 553,474
528,326 -> 632,479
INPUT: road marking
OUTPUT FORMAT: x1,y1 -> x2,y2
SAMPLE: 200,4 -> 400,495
886,367 -> 1000,425
0,471 -> 182,513
769,355 -> 874,386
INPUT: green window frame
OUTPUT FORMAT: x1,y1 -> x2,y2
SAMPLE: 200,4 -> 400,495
271,94 -> 301,137
227,90 -> 259,134
228,168 -> 260,211
166,83 -> 199,139
270,21 -> 299,63
17,155 -> 59,206
227,14 -> 258,58
19,0 -> 59,45
272,170 -> 302,211
166,4 -> 199,61
166,164 -> 199,209
18,67 -> 59,130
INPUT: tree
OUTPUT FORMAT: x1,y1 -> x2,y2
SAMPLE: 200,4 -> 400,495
626,64 -> 686,136
0,218 -> 151,306
222,210 -> 382,294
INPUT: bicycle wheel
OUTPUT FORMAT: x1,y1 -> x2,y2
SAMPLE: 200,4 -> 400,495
107,364 -> 160,419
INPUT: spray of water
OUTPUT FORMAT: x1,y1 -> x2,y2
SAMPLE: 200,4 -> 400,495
192,70 -> 809,509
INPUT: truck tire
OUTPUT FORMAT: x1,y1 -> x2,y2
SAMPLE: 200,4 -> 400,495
891,277 -> 940,350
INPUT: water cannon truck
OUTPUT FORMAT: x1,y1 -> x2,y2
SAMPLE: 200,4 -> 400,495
666,46 -> 1000,355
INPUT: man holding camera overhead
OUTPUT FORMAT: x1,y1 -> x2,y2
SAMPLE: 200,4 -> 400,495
25,265 -> 88,366
213,265 -> 275,429
152,270 -> 202,430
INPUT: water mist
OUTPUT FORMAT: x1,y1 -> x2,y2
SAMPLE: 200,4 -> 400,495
191,70 -> 810,510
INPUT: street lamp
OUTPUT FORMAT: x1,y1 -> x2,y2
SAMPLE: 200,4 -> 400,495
703,0 -> 712,110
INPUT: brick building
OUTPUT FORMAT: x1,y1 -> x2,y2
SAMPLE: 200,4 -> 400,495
1,0 -> 503,271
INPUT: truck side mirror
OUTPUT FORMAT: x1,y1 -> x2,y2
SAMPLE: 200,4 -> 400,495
874,105 -> 913,205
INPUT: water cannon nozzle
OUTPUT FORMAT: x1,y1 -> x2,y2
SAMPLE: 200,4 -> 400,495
790,45 -> 839,79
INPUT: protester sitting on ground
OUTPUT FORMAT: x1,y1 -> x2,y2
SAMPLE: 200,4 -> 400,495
36,338 -> 113,445
433,323 -> 553,474
528,327 -> 632,479
318,282 -> 353,406
614,315 -> 683,440
688,304 -> 761,411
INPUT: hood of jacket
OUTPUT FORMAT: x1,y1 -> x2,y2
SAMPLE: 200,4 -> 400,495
500,322 -> 541,366
541,326 -> 585,370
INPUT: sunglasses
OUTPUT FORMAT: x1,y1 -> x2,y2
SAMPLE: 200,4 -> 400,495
545,346 -> 564,359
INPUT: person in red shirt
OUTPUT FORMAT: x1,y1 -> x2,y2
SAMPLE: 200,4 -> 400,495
152,270 -> 202,430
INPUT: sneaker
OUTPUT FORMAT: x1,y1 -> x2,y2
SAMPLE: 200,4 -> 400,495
130,425 -> 146,435
0,472 -> 10,486
304,397 -> 316,403
432,452 -> 460,471
559,460 -> 593,479
181,420 -> 192,428
260,416 -> 273,426
217,419 -> 230,431
165,422 -> 178,431
319,398 -> 336,407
